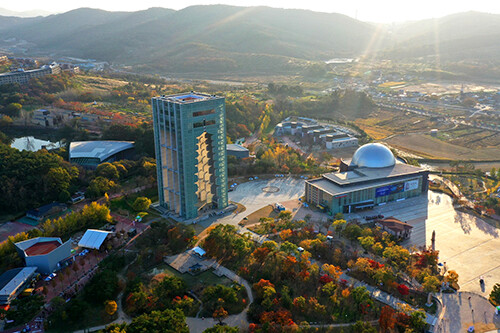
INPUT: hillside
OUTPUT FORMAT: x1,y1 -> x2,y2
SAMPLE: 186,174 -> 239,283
381,11 -> 500,61
0,5 -> 376,74
1,7 -> 500,74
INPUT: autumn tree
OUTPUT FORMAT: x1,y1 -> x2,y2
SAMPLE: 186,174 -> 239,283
213,306 -> 228,325
379,305 -> 396,332
322,263 -> 342,282
444,270 -> 459,285
105,300 -> 118,316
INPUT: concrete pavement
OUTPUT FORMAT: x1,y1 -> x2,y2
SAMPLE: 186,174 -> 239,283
434,292 -> 500,333
344,190 -> 500,298
194,177 -> 304,231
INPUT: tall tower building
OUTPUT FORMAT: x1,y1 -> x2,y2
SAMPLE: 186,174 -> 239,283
152,92 -> 228,220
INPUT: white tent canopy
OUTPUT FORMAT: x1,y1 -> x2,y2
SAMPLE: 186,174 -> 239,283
78,229 -> 111,250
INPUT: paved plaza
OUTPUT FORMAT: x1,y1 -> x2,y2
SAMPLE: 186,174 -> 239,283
194,177 -> 304,231
346,190 -> 500,298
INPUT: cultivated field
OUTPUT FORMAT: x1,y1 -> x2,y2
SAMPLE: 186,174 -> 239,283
386,133 -> 500,160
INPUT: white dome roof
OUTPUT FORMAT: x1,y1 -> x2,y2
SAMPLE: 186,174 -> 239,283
351,143 -> 395,168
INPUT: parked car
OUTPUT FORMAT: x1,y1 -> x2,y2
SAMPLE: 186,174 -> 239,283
44,273 -> 57,282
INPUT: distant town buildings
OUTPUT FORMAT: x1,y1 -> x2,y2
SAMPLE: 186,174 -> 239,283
69,141 -> 135,169
0,62 -> 61,85
274,117 -> 358,150
152,92 -> 228,220
14,237 -> 72,274
305,143 -> 428,214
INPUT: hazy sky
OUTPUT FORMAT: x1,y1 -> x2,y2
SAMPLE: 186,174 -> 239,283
3,0 -> 500,22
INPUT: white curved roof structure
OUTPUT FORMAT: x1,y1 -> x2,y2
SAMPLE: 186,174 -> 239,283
78,229 -> 111,250
351,143 -> 395,168
69,141 -> 134,162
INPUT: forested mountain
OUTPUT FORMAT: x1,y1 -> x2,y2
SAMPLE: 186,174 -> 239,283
381,11 -> 500,60
0,6 -> 375,74
0,7 -> 499,73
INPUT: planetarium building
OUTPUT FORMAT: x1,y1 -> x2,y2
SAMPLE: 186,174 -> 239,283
305,143 -> 428,214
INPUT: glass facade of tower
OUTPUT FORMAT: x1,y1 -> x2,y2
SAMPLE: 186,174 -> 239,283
152,93 -> 228,220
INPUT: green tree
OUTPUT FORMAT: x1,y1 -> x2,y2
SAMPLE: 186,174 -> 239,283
3,102 -> 22,117
96,162 -> 120,180
44,167 -> 72,199
84,269 -> 119,304
0,130 -> 11,144
132,197 -> 152,212
128,308 -> 188,333
87,176 -> 116,198
203,325 -> 239,333
351,320 -> 376,333
490,283 -> 500,305
409,310 -> 427,331
422,276 -> 440,293
153,276 -> 187,307
344,223 -> 362,241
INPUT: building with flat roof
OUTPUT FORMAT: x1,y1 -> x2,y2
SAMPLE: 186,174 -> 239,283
26,202 -> 67,222
305,143 -> 428,214
69,141 -> 135,169
226,143 -> 250,159
152,92 -> 228,220
15,237 -> 72,274
0,267 -> 37,304
0,62 -> 61,85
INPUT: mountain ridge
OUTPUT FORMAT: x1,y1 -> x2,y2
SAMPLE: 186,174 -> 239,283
0,6 -> 498,74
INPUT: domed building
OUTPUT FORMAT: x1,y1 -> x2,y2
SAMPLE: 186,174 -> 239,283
305,143 -> 428,214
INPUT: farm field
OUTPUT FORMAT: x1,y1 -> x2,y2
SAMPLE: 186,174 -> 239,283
386,133 -> 500,160
354,109 -> 452,140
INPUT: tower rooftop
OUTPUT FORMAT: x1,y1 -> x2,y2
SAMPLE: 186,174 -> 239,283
159,92 -> 222,104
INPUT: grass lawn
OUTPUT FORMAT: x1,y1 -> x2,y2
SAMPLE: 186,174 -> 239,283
153,264 -> 232,292
110,187 -> 158,216
238,204 -> 278,227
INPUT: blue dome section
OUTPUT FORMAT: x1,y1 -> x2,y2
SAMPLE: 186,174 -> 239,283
351,143 -> 395,168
